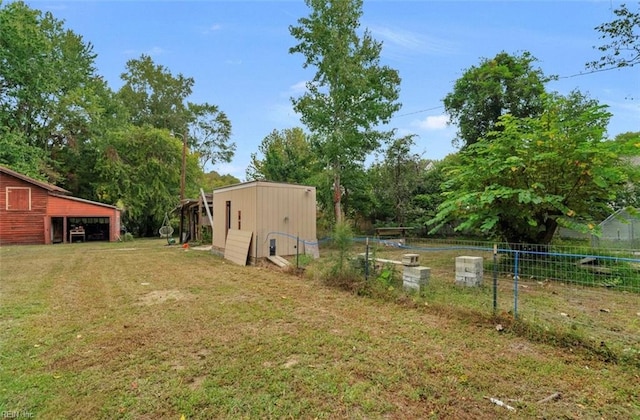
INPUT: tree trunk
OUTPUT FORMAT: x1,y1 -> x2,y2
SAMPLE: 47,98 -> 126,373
333,169 -> 342,224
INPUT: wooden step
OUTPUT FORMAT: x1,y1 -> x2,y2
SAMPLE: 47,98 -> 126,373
267,255 -> 290,268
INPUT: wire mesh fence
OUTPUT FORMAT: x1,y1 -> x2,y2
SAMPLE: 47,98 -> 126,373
346,236 -> 640,361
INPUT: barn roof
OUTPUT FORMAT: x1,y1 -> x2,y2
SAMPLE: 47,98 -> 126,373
0,165 -> 70,194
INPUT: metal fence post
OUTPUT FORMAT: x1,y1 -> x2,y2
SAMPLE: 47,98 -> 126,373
365,237 -> 370,281
493,243 -> 498,314
513,250 -> 519,320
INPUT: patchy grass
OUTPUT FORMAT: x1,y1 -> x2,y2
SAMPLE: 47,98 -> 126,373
359,245 -> 640,364
1,239 -> 639,419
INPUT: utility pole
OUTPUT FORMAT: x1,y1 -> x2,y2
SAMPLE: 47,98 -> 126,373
179,129 -> 187,244
180,129 -> 187,202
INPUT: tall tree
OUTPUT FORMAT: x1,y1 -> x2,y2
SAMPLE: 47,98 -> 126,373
118,55 -> 235,168
0,1 -> 108,184
95,125 -> 199,237
289,0 -> 401,224
246,127 -> 318,183
430,91 -> 633,245
443,51 -> 550,149
368,136 -> 422,226
588,2 -> 640,70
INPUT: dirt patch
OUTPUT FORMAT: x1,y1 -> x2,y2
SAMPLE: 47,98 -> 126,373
137,289 -> 195,306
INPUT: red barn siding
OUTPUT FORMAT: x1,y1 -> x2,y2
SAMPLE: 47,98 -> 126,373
47,195 -> 120,242
47,196 -> 117,216
0,174 -> 49,245
0,168 -> 121,245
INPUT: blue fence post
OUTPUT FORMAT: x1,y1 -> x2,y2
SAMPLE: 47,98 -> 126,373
296,235 -> 299,269
365,237 -> 370,281
493,244 -> 498,314
513,250 -> 519,320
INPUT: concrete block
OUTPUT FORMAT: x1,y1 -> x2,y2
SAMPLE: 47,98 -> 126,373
455,256 -> 483,287
403,266 -> 430,292
402,253 -> 420,267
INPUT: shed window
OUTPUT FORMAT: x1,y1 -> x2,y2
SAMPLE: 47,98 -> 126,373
238,210 -> 241,230
6,187 -> 31,211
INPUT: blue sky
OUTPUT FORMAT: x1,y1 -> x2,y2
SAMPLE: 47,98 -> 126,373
27,0 -> 640,181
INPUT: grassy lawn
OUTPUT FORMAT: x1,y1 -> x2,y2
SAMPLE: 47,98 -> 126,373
1,239 -> 638,419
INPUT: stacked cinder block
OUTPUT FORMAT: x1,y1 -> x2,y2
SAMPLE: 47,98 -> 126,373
402,254 -> 430,292
455,256 -> 483,287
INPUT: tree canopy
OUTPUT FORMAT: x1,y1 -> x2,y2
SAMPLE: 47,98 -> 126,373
0,2 -> 235,237
430,91 -> 634,245
588,2 -> 640,69
95,125 -> 200,236
0,0 -> 107,183
443,51 -> 550,149
289,0 -> 401,224
118,55 -> 235,168
246,127 -> 318,184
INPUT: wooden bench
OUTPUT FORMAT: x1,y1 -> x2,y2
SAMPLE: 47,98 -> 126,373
374,227 -> 414,239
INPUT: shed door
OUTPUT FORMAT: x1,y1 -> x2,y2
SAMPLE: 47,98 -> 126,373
225,200 -> 231,239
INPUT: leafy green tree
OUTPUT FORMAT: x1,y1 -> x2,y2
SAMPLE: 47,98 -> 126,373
95,125 -> 199,237
188,103 -> 233,167
246,127 -> 319,183
118,55 -> 235,168
443,51 -> 550,149
289,0 -> 401,224
0,130 -> 46,179
588,2 -> 640,69
200,170 -> 240,192
611,131 -> 640,209
430,91 -> 633,245
368,136 -> 422,226
0,1 -> 107,183
118,55 -> 191,131
409,158 -> 449,231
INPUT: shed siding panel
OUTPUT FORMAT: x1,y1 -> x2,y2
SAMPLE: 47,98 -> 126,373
212,186 -> 257,256
213,181 -> 316,260
0,173 -> 48,245
256,183 -> 316,258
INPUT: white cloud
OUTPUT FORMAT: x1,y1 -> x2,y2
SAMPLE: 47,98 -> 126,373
210,162 -> 247,182
289,81 -> 307,96
369,25 -> 457,56
146,46 -> 166,57
415,115 -> 449,130
202,24 -> 222,35
266,102 -> 301,126
123,46 -> 167,57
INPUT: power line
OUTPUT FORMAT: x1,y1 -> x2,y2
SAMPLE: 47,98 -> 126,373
556,65 -> 633,79
394,64 -> 636,119
395,105 -> 444,118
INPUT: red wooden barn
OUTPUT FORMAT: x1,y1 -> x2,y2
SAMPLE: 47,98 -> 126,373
0,165 -> 121,245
